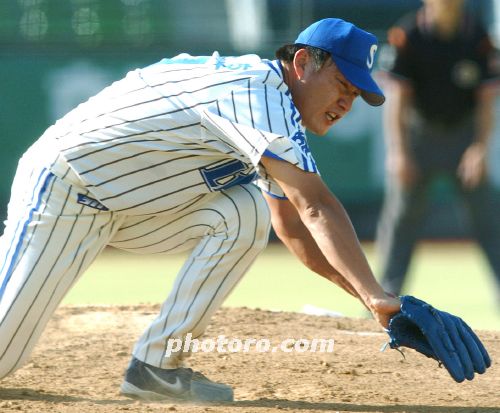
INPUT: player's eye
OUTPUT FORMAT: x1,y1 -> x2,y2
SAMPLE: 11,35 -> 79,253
337,77 -> 360,98
336,78 -> 347,88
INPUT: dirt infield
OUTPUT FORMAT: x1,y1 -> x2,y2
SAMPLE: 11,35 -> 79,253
0,305 -> 498,413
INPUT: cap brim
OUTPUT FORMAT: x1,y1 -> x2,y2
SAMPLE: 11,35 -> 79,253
332,55 -> 385,106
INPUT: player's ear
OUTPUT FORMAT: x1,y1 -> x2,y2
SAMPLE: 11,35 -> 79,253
293,48 -> 309,80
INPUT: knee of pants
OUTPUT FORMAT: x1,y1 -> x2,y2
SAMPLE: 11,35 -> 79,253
218,185 -> 271,253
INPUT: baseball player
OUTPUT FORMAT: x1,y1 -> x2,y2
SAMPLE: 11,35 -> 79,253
0,18 -> 400,401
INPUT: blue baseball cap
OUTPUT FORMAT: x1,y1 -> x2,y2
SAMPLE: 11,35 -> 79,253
295,18 -> 385,106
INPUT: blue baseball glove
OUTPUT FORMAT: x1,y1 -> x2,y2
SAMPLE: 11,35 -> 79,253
385,295 -> 491,382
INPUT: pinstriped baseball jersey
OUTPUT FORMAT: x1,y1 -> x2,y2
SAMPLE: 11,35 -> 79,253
0,51 -> 320,378
40,51 -> 318,215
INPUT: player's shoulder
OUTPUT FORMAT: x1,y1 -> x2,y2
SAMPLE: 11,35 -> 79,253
141,51 -> 284,91
144,51 -> 268,74
463,14 -> 492,45
212,52 -> 265,71
213,53 -> 285,87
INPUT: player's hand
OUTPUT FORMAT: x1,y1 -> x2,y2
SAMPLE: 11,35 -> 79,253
457,142 -> 487,189
368,293 -> 401,329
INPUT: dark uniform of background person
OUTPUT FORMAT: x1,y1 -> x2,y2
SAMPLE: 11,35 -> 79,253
376,0 -> 500,304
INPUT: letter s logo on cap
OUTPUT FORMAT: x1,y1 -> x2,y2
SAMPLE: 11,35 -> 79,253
367,44 -> 377,69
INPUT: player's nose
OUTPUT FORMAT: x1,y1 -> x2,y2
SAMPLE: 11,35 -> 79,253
336,95 -> 353,115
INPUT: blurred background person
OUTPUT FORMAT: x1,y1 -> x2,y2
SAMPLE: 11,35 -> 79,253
376,0 -> 500,303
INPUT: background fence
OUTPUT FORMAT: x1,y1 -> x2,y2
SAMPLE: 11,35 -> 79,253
1,0 -> 499,238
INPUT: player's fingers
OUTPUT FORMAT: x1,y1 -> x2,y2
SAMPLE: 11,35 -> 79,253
425,312 -> 465,382
441,314 -> 475,381
457,167 -> 472,189
460,320 -> 491,370
456,160 -> 471,185
454,318 -> 487,375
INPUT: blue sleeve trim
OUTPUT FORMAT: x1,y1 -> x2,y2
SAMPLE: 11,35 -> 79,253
263,190 -> 288,200
263,149 -> 286,162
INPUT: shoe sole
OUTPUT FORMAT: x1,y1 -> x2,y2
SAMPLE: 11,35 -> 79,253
120,381 -> 234,403
120,381 -> 189,402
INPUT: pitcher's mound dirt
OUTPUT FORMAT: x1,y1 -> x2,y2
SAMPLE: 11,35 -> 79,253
0,305 -> 498,413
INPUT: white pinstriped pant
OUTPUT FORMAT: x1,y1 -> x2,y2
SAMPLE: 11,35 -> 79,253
0,160 -> 270,377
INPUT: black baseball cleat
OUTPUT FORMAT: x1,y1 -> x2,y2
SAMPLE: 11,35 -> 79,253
120,357 -> 234,402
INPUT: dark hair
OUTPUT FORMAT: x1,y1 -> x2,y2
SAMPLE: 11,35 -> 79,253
275,44 -> 331,71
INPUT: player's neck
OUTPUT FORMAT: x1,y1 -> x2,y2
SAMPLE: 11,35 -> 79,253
280,60 -> 292,89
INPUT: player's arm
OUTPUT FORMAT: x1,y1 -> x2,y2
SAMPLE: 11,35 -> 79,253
260,155 -> 400,328
383,77 -> 417,187
457,84 -> 496,189
263,192 -> 359,298
474,85 -> 495,147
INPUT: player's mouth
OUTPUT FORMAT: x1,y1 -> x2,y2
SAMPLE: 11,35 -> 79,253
326,112 -> 341,124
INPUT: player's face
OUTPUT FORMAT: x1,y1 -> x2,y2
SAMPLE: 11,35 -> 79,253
290,50 -> 361,136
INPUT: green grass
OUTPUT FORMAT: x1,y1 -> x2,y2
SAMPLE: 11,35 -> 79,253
62,241 -> 500,330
